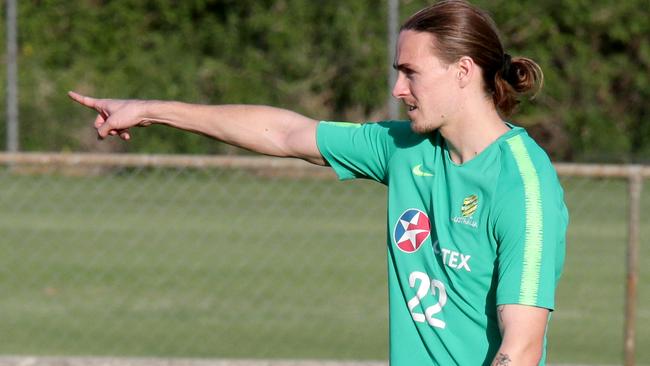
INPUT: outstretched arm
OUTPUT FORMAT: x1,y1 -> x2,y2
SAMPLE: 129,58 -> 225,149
492,304 -> 549,366
68,92 -> 326,165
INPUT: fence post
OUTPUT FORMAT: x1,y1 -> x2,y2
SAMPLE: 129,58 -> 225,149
6,0 -> 19,152
624,166 -> 642,366
387,0 -> 399,120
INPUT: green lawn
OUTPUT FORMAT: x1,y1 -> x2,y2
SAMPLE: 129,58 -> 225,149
0,168 -> 648,364
549,177 -> 650,364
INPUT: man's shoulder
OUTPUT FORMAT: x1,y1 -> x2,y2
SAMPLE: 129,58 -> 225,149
497,128 -> 558,179
480,127 -> 561,209
358,120 -> 434,149
367,120 -> 424,139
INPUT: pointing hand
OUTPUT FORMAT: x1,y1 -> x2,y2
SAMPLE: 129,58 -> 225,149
68,91 -> 152,140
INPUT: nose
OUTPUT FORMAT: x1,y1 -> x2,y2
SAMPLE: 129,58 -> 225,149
392,73 -> 409,99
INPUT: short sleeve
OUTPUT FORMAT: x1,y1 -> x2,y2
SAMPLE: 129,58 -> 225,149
316,121 -> 397,183
493,137 -> 568,310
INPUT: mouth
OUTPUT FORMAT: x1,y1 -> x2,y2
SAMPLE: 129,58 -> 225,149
406,103 -> 417,112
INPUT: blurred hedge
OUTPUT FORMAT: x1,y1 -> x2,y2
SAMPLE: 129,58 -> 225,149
0,0 -> 648,161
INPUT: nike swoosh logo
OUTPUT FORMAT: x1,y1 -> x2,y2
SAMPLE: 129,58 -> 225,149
412,164 -> 434,177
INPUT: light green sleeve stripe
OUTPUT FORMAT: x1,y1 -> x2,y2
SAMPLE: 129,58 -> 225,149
506,135 -> 544,304
321,121 -> 362,128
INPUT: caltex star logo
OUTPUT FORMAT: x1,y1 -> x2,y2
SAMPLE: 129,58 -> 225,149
393,208 -> 431,253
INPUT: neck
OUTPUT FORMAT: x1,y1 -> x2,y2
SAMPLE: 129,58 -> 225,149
439,102 -> 509,164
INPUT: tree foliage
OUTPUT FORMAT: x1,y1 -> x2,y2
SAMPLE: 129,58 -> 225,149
0,0 -> 648,161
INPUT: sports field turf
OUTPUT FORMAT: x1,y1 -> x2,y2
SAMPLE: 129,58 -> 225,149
0,167 -> 648,364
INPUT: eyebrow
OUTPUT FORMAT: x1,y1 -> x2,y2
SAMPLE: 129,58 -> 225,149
393,63 -> 415,73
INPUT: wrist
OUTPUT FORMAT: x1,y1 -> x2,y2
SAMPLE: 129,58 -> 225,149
140,99 -> 172,127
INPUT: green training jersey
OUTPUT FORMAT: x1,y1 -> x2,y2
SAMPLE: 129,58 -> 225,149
316,121 -> 568,366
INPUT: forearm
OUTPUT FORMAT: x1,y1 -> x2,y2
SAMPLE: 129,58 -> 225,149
141,101 -> 319,158
492,304 -> 548,366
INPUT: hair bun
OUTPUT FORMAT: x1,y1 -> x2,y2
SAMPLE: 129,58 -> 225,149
494,56 -> 544,116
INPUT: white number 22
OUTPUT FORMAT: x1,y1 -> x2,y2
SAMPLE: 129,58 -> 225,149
407,271 -> 448,329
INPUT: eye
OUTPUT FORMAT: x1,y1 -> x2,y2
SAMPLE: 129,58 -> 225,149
403,69 -> 415,80
403,67 -> 417,80
396,64 -> 416,81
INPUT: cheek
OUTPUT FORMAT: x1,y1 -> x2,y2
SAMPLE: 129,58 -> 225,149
430,82 -> 459,109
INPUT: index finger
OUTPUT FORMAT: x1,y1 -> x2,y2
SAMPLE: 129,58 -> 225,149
67,91 -> 100,109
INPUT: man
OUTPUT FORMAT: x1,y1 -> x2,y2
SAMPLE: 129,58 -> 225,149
70,1 -> 567,364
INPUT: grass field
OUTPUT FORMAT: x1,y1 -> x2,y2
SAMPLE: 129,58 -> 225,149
0,167 -> 648,364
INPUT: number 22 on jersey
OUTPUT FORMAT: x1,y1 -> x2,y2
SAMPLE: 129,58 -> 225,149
408,271 -> 448,329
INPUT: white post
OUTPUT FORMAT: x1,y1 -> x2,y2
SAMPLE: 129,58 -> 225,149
6,0 -> 19,152
387,0 -> 399,120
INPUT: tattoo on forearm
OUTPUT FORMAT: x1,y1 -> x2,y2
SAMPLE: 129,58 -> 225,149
494,352 -> 512,366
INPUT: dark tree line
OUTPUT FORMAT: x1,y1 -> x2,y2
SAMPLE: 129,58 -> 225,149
0,0 -> 648,162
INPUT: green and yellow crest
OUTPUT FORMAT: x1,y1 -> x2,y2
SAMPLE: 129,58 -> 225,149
461,194 -> 478,217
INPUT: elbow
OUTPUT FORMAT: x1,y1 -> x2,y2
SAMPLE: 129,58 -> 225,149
495,304 -> 549,365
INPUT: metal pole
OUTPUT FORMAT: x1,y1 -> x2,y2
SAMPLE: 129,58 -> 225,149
624,166 -> 642,366
7,0 -> 18,152
387,0 -> 399,120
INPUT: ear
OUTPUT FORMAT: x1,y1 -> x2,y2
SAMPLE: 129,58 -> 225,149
456,56 -> 475,88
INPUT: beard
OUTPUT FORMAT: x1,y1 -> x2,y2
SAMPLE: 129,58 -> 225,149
409,117 -> 439,135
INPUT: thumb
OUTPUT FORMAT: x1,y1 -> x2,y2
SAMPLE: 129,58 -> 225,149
97,115 -> 122,139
